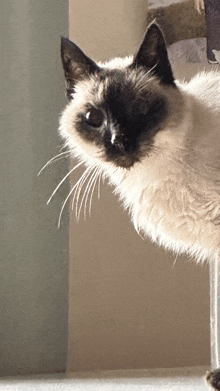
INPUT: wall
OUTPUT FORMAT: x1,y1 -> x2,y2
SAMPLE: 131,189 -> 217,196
68,1 -> 210,372
1,0 -> 69,376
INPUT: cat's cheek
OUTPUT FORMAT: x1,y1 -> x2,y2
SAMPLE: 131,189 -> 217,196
152,105 -> 192,152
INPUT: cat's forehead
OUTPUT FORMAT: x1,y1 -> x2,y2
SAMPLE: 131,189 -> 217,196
99,55 -> 133,70
74,62 -> 158,109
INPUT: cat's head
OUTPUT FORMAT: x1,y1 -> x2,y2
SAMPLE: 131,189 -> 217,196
60,23 -> 183,170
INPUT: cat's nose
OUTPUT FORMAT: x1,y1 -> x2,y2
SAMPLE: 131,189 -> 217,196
110,134 -> 126,153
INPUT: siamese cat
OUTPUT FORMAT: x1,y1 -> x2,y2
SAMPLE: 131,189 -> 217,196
59,23 -> 220,389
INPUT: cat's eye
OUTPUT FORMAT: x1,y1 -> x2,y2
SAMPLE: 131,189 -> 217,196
85,108 -> 105,128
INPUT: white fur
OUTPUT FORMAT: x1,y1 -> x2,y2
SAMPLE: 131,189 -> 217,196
59,57 -> 220,264
99,55 -> 133,69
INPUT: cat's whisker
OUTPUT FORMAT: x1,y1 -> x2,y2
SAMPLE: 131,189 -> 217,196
47,160 -> 84,205
70,167 -> 89,212
58,165 -> 93,227
38,150 -> 71,176
75,166 -> 98,221
88,169 -> 103,217
97,169 -> 102,199
82,166 -> 101,220
70,165 -> 95,218
88,172 -> 99,218
58,179 -> 82,228
78,167 -> 99,221
59,142 -> 72,152
74,168 -> 93,217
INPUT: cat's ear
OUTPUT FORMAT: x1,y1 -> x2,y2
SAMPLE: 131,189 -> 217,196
132,23 -> 174,85
61,37 -> 100,99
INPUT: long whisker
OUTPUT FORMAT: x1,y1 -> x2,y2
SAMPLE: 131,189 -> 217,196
74,166 -> 96,220
88,168 -> 103,217
71,165 -> 95,216
85,168 -> 102,219
47,160 -> 84,205
81,166 -> 100,221
77,168 -> 97,221
38,150 -> 71,176
97,169 -> 102,200
59,142 -> 71,152
58,181 -> 80,228
86,168 -> 102,217
58,165 -> 93,227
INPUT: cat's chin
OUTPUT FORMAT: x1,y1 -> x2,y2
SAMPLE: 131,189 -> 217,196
105,154 -> 140,169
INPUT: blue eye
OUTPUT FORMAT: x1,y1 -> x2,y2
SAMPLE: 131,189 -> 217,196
85,108 -> 105,128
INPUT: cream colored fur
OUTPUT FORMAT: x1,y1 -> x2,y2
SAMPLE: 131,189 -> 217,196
59,57 -> 220,263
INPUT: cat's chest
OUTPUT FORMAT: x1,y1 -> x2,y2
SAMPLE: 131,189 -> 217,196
114,164 -> 220,258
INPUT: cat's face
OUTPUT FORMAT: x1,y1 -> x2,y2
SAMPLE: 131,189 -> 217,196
60,23 -> 184,170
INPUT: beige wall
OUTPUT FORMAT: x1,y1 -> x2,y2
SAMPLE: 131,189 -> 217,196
68,0 -> 210,372
69,0 -> 148,61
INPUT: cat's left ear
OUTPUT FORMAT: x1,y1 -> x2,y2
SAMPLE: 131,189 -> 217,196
61,37 -> 100,99
132,23 -> 174,85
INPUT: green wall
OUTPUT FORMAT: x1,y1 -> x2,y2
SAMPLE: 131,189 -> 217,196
1,1 -> 69,376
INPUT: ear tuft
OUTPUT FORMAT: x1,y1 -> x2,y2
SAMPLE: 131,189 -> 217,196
132,23 -> 175,85
60,37 -> 100,99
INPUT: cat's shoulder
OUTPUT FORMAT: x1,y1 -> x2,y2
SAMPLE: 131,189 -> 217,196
176,69 -> 220,110
176,70 -> 220,94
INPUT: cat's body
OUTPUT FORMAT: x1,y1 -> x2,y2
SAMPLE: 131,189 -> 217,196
60,23 -> 220,389
116,71 -> 220,263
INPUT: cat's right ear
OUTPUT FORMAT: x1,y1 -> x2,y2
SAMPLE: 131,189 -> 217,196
61,37 -> 100,100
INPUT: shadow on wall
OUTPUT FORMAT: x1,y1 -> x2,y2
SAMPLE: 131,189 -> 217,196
147,0 -> 206,45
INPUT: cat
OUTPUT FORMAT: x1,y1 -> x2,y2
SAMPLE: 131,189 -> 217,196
59,23 -> 220,389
